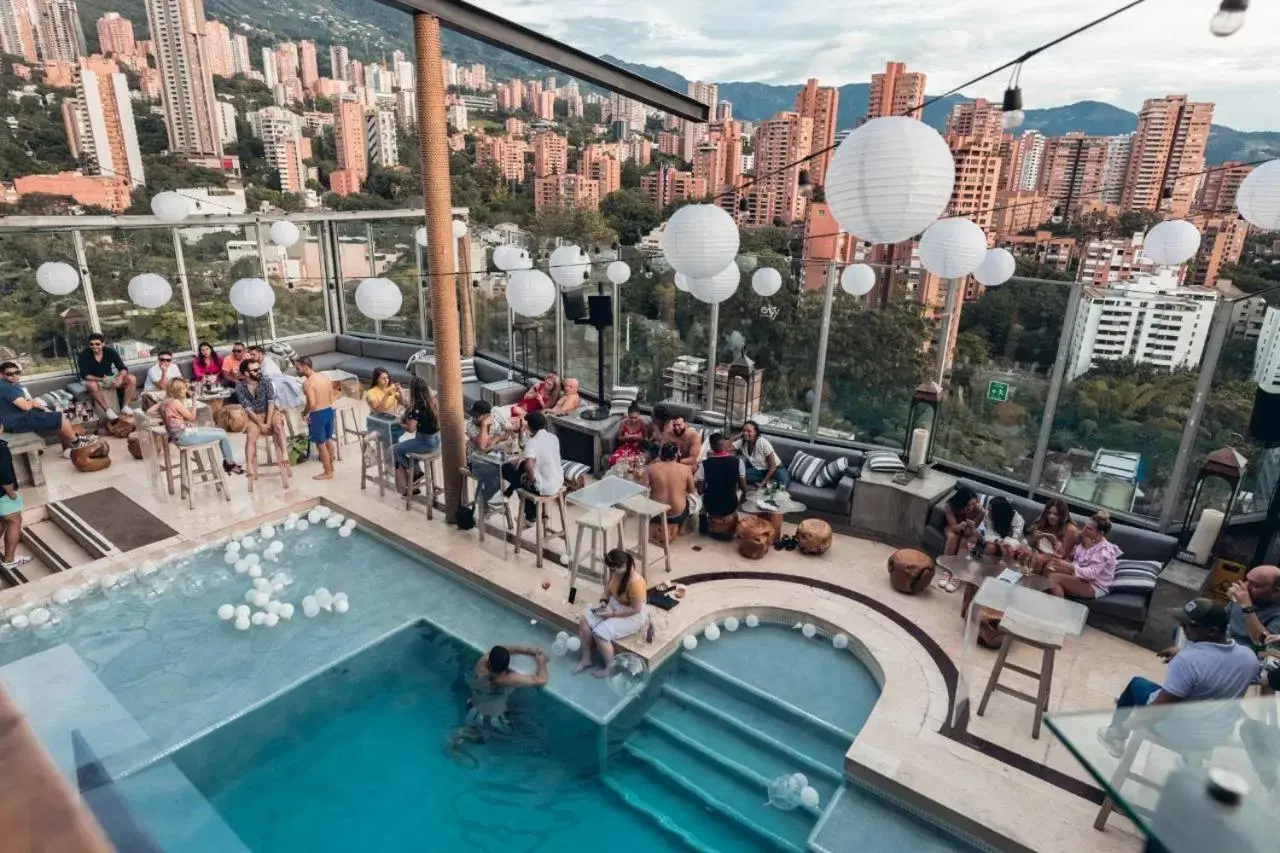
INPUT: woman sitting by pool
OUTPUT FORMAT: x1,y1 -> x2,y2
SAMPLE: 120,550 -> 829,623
1045,511 -> 1121,599
575,549 -> 647,677
464,644 -> 549,735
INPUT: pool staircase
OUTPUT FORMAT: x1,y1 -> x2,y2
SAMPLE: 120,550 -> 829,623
603,650 -> 854,852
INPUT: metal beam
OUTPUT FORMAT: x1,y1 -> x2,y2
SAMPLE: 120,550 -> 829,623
381,0 -> 709,122
1026,280 -> 1082,498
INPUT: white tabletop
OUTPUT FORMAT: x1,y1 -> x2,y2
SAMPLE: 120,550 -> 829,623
567,475 -> 647,509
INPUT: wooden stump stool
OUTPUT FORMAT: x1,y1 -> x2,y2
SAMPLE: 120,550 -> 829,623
707,514 -> 738,541
796,519 -> 832,555
888,548 -> 935,594
736,515 -> 774,560
216,404 -> 248,433
69,440 -> 111,473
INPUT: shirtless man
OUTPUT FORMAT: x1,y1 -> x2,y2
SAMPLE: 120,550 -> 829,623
661,415 -> 702,470
463,645 -> 548,735
643,442 -> 696,540
295,357 -> 336,481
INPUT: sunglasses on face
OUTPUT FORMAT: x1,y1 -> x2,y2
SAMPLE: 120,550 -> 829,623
3,371 -> 19,378
159,358 -> 172,363
90,342 -> 103,347
233,349 -> 244,355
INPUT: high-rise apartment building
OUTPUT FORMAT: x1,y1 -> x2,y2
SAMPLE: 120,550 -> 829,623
365,107 -> 397,168
329,44 -> 348,80
250,107 -> 306,194
641,166 -> 707,210
1012,130 -> 1045,191
533,132 -> 567,178
474,134 -> 527,182
534,173 -> 599,213
37,0 -> 85,62
0,0 -> 38,61
1253,307 -> 1280,393
299,40 -> 318,91
681,81 -> 719,162
96,12 -> 135,57
333,96 -> 367,185
868,61 -> 926,121
230,34 -> 250,75
1038,133 -> 1109,218
1188,214 -> 1248,287
215,100 -> 236,146
394,89 -> 416,129
62,56 -> 145,187
1122,95 -> 1214,218
146,0 -> 222,156
609,92 -> 646,135
204,20 -> 233,77
1098,134 -> 1132,205
1197,161 -> 1253,214
716,101 -> 733,122
1076,233 -> 1161,286
944,99 -> 1004,235
260,46 -> 278,88
754,111 -> 813,224
795,78 -> 838,187
581,144 -> 620,196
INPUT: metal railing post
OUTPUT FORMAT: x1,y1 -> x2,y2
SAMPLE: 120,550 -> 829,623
1026,281 -> 1083,497
808,261 -> 838,438
704,302 -> 719,413
170,228 -> 199,352
71,230 -> 101,333
254,218 -> 277,341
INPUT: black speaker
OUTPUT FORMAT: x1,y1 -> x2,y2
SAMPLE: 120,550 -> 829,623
586,294 -> 613,328
562,289 -> 587,321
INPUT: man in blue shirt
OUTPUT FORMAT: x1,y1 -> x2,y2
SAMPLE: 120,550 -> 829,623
77,333 -> 138,420
0,361 -> 96,455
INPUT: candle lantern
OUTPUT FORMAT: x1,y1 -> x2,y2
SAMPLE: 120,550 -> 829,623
512,317 -> 541,383
903,381 -> 941,467
722,350 -> 759,427
1181,446 -> 1247,564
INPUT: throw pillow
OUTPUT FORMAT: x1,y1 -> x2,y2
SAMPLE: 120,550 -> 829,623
864,450 -> 906,472
788,450 -> 826,487
1111,560 -> 1162,595
817,456 -> 851,488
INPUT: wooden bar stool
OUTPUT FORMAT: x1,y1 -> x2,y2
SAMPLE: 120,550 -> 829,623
617,494 -> 672,577
177,438 -> 231,510
460,466 -> 514,555
245,432 -> 290,493
513,488 -> 568,568
148,426 -> 180,496
360,431 -> 395,498
403,450 -> 443,518
976,612 -> 1063,739
1094,728 -> 1213,830
333,398 -> 362,462
570,507 -> 627,588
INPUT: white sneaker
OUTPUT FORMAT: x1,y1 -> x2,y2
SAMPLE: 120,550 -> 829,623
122,405 -> 135,415
104,408 -> 119,420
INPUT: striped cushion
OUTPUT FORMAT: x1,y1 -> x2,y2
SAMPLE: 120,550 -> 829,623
864,450 -> 906,472
1111,560 -> 1161,595
609,385 -> 638,416
562,460 -> 590,481
788,450 -> 826,486
817,456 -> 850,488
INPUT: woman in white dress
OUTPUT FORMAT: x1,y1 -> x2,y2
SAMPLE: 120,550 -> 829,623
574,549 -> 647,676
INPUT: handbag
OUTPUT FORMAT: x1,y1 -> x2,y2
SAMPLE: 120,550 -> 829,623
287,433 -> 311,466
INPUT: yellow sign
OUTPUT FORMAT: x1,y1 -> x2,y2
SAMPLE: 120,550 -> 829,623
1205,558 -> 1248,604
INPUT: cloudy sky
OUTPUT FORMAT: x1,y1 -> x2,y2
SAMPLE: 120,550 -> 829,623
485,0 -> 1280,131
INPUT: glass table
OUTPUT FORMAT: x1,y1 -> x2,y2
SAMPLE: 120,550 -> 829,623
937,554 -> 1052,618
566,475 -> 647,510
1046,696 -> 1278,853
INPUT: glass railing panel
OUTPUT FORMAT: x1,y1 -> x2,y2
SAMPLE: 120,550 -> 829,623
84,227 -> 191,356
0,231 -> 87,376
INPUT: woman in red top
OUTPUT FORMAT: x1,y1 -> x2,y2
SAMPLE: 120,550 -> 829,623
191,342 -> 222,382
609,403 -> 654,467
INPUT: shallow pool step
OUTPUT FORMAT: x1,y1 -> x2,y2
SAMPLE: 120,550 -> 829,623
622,730 -> 816,852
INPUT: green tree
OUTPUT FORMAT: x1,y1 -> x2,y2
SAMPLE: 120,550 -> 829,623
599,189 -> 659,246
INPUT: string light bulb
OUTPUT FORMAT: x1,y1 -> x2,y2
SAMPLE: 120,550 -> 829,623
1210,0 -> 1248,36
1001,63 -> 1025,130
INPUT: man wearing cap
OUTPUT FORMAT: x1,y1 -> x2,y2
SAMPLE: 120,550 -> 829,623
1097,598 -> 1260,759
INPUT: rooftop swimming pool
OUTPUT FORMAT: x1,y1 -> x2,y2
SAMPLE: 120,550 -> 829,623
0,510 -> 985,852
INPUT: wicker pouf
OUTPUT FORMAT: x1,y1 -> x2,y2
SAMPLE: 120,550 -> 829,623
707,514 -> 738,541
127,435 -> 143,460
216,404 -> 248,433
70,440 -> 111,473
796,519 -> 832,555
736,515 -> 774,560
105,414 -> 135,439
887,548 -> 935,595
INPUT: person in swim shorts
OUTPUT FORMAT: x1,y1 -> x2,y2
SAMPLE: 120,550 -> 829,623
295,357 -> 337,481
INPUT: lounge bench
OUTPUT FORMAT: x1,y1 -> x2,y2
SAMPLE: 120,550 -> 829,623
0,432 -> 46,487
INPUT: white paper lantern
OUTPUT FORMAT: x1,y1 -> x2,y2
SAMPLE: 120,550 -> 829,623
674,272 -> 691,292
919,218 -> 987,279
506,268 -> 556,317
1237,160 -> 1280,230
494,244 -> 531,271
127,273 -> 173,309
414,226 -> 429,247
1142,219 -> 1202,266
150,191 -> 190,224
355,277 -> 403,321
606,261 -> 631,285
35,261 -> 80,295
451,219 -> 468,240
549,244 -> 591,289
840,264 -> 876,297
268,220 -> 300,247
972,248 -> 1016,287
229,277 -> 275,317
662,204 -> 740,278
826,117 -> 955,244
689,263 -> 739,305
751,267 -> 782,297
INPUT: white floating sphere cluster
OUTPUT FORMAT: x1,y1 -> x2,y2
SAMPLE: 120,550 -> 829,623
971,247 -> 1016,287
661,204 -> 740,278
1142,219 -> 1202,267
751,267 -> 782,297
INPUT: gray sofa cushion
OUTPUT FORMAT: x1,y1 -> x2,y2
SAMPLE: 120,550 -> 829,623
1080,592 -> 1149,623
362,340 -> 421,364
289,334 -> 336,358
308,352 -> 350,373
334,356 -> 413,385
335,335 -> 363,356
787,481 -> 847,516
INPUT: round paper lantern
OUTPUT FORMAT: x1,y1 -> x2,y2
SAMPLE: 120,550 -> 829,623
414,226 -> 428,247
1143,219 -> 1202,266
506,268 -> 556,317
751,267 -> 782,296
919,218 -> 987,278
494,245 -> 531,271
661,204 -> 740,278
690,263 -> 739,305
127,273 -> 173,309
825,117 -> 956,244
229,277 -> 275,317
150,191 -> 190,224
549,244 -> 590,289
674,272 -> 690,292
269,220 -> 300,247
840,263 -> 876,297
1237,160 -> 1280,230
355,277 -> 403,321
972,247 -> 1016,287
35,261 -> 80,295
451,219 -> 468,240
606,261 -> 631,285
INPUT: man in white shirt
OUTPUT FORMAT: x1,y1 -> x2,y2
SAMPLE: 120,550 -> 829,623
142,350 -> 183,407
502,411 -> 563,522
733,420 -> 789,488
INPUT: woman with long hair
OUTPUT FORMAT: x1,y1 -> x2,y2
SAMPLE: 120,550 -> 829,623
150,378 -> 243,475
392,377 -> 440,494
191,342 -> 222,383
1028,498 -> 1079,558
1046,511 -> 1121,599
942,485 -> 984,556
364,367 -> 405,444
575,549 -> 647,676
980,496 -> 1025,558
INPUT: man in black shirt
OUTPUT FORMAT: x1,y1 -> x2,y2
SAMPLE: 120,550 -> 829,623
77,333 -> 138,420
697,432 -> 747,538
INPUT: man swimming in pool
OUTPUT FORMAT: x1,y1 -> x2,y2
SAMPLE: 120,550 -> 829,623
464,645 -> 549,735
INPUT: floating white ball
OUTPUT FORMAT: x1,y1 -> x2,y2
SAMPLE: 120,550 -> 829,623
606,260 -> 631,285
233,559 -> 249,574
801,623 -> 817,638
751,266 -> 782,297
971,247 -> 1016,287
260,525 -> 275,539
35,261 -> 80,295
235,616 -> 251,631
251,591 -> 270,608
800,786 -> 820,808
918,217 -> 987,279
127,273 -> 173,309
268,220 -> 300,248
790,773 -> 808,790
9,614 -> 29,629
338,527 -> 351,538
52,586 -> 77,605
551,638 -> 568,656
724,616 -> 740,632
745,614 -> 759,628
225,552 -> 239,565
302,597 -> 320,618
682,634 -> 698,651
333,600 -> 349,614
704,623 -> 721,641
1142,219 -> 1202,266
251,611 -> 267,626
228,277 -> 275,318
296,520 -> 310,532
217,604 -> 235,620
565,636 -> 581,653
264,612 -> 280,627
325,517 -> 341,529
279,603 -> 294,620
507,268 -> 557,318
840,263 -> 877,297
27,607 -> 49,627
234,604 -> 250,619
246,553 -> 260,566
662,203 -> 740,278
333,592 -> 348,607
248,565 -> 262,579
315,588 -> 333,610
1237,159 -> 1280,231
244,589 -> 257,604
